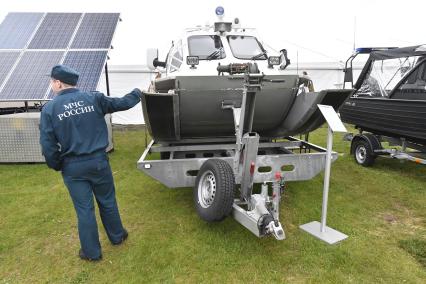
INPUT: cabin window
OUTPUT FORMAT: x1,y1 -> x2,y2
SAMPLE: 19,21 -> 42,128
355,57 -> 419,98
188,35 -> 225,60
227,36 -> 267,60
393,58 -> 426,99
167,40 -> 183,73
356,74 -> 385,98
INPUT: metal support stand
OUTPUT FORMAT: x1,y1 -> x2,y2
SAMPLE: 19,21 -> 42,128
240,133 -> 260,202
104,62 -> 111,97
300,105 -> 348,244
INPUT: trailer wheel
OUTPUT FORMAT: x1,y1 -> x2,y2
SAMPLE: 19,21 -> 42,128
353,139 -> 375,166
194,159 -> 235,222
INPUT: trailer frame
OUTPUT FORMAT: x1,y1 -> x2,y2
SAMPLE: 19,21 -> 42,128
138,64 -> 338,240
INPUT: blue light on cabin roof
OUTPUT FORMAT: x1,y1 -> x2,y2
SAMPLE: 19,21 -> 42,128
215,6 -> 224,16
356,47 -> 373,54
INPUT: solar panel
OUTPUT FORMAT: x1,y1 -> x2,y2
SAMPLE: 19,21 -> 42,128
46,50 -> 108,99
0,51 -> 20,87
28,13 -> 82,49
0,12 -> 119,101
0,51 -> 64,100
0,13 -> 43,49
64,50 -> 107,91
71,13 -> 119,49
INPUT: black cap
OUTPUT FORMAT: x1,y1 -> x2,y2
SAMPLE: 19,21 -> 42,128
50,65 -> 79,86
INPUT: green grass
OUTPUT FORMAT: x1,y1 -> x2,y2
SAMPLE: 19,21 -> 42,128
399,239 -> 426,268
0,127 -> 425,283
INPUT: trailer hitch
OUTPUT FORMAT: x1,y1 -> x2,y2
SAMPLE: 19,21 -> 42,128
246,192 -> 286,240
266,220 -> 285,240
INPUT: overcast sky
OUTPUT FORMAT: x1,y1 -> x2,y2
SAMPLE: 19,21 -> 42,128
1,0 -> 425,65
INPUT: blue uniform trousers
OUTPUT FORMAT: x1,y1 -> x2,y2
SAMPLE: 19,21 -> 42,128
61,152 -> 125,259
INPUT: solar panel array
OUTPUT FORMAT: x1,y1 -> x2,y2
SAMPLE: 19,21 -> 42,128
0,12 -> 119,101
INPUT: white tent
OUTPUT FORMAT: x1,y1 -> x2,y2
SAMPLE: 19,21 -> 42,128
98,65 -> 153,125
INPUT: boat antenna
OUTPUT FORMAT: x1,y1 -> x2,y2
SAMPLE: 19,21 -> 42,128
353,16 -> 356,52
297,50 -> 299,75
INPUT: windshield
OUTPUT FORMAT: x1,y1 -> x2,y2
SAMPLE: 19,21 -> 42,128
357,56 -> 421,97
188,35 -> 225,60
227,35 -> 266,60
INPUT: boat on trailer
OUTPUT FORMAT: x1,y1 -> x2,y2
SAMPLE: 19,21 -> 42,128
138,7 -> 354,240
142,9 -> 352,143
341,45 -> 426,166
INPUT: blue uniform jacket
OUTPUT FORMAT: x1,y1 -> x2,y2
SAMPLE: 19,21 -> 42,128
39,88 -> 141,171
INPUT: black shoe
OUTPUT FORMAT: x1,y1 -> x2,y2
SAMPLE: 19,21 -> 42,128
79,249 -> 102,261
112,229 -> 128,246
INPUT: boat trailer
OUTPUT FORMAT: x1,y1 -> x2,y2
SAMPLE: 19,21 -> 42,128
138,63 -> 338,240
345,132 -> 426,166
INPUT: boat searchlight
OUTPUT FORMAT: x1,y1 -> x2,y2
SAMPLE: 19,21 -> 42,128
186,56 -> 199,69
214,6 -> 232,33
268,56 -> 281,68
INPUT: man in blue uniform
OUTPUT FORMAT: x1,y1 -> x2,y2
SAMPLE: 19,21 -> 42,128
40,65 -> 141,261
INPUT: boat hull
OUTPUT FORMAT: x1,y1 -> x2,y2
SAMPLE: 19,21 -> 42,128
339,97 -> 426,145
142,75 -> 353,142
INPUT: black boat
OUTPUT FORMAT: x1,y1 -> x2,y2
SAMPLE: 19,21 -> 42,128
340,45 -> 426,166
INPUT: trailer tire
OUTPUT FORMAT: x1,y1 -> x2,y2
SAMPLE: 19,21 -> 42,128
194,159 -> 235,222
353,139 -> 376,166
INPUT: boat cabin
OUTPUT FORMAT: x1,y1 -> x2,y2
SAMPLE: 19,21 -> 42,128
345,45 -> 426,101
146,8 -> 289,76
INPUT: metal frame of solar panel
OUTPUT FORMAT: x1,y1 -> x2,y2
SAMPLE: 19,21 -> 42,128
0,12 -> 119,102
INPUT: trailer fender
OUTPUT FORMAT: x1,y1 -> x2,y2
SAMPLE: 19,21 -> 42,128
350,133 -> 382,155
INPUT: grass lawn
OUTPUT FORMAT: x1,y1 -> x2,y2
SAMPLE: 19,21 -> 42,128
0,127 -> 425,283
